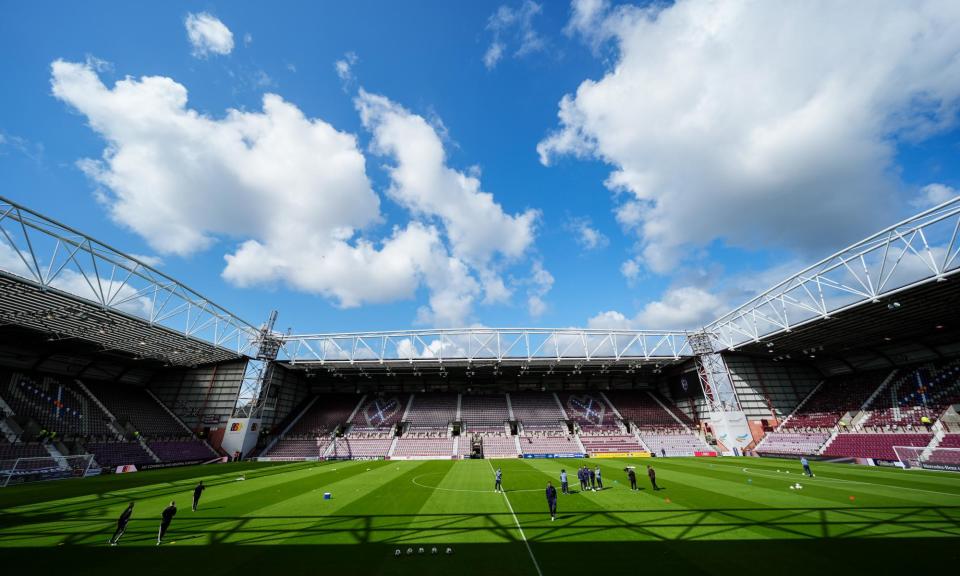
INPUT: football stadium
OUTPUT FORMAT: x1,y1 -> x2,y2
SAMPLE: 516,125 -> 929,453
3,2 -> 960,575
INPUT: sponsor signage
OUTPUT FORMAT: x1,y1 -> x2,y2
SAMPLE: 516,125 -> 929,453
592,451 -> 651,458
694,451 -> 719,457
521,453 -> 587,459
257,457 -> 320,462
140,460 -> 205,470
114,464 -> 138,474
921,462 -> 960,472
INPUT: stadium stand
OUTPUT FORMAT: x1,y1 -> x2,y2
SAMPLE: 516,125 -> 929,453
822,432 -> 933,461
558,392 -> 618,430
638,430 -> 713,456
474,433 -> 519,458
782,371 -> 888,430
578,433 -> 645,454
928,434 -> 960,465
84,440 -> 154,468
2,372 -> 115,439
147,439 -> 216,462
328,435 -> 393,458
0,439 -> 49,461
267,438 -> 332,459
519,432 -> 581,454
510,392 -> 564,430
349,394 -> 408,431
460,394 -> 509,431
83,380 -> 188,438
755,431 -> 831,456
862,360 -> 960,428
287,394 -> 361,438
393,434 -> 453,458
604,391 -> 683,430
404,394 -> 457,430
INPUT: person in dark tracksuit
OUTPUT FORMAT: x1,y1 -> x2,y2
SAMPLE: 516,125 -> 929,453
627,467 -> 638,490
546,482 -> 558,521
192,481 -> 206,511
494,468 -> 503,492
594,466 -> 603,490
109,503 -> 134,546
589,467 -> 596,490
577,467 -> 585,491
648,465 -> 660,491
157,501 -> 177,545
560,469 -> 569,494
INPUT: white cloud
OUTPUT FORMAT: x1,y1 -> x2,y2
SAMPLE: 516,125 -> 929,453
483,42 -> 505,70
912,183 -> 958,209
526,260 -> 554,318
543,0 -> 960,274
185,13 -> 234,58
483,1 -> 546,69
128,253 -> 163,268
51,60 -> 543,327
48,60 -> 458,320
565,216 -> 608,251
243,32 -> 253,47
620,258 -> 640,283
588,286 -> 724,330
335,52 -> 359,86
355,90 -> 539,267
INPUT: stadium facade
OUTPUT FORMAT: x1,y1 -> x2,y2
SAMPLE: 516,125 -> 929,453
1,193 -> 959,480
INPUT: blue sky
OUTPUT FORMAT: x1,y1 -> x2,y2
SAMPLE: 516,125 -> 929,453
1,0 -> 959,335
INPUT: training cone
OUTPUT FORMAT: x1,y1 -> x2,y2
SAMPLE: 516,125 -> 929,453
849,495 -> 856,501
665,497 -> 671,503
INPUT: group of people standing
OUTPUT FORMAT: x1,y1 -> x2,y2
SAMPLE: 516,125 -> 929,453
108,480 -> 207,546
492,462 -> 662,523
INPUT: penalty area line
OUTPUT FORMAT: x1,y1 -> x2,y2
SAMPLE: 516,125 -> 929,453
487,459 -> 544,576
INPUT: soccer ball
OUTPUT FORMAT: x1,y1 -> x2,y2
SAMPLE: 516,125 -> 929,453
418,547 -> 424,554
446,547 -> 453,555
789,485 -> 795,490
406,548 -> 413,555
795,483 -> 803,490
395,549 -> 401,557
431,547 -> 438,555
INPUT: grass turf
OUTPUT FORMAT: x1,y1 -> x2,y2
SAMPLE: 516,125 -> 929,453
2,457 -> 959,575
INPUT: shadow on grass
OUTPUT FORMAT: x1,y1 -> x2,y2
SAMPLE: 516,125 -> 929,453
2,537 -> 959,576
4,505 -> 960,546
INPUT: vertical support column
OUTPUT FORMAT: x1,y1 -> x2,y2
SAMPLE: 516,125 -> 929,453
688,332 -> 752,455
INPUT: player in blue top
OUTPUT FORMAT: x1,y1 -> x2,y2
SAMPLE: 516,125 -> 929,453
800,457 -> 814,477
494,467 -> 503,492
588,466 -> 596,491
594,466 -> 603,489
546,481 -> 558,521
560,469 -> 569,494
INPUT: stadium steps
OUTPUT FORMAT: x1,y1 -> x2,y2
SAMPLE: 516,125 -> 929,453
387,436 -> 399,458
921,420 -> 949,459
401,395 -> 416,421
513,435 -> 521,454
599,391 -> 625,421
261,395 -> 319,456
136,436 -> 161,463
552,393 -> 569,419
573,435 -> 586,454
505,393 -> 515,420
345,394 -> 368,423
143,387 -> 195,437
646,391 -> 689,431
856,369 -> 900,427
455,393 -> 462,420
73,379 -> 124,439
775,378 -> 826,432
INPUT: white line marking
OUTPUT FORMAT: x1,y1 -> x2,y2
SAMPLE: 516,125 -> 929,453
488,460 -> 544,576
411,473 -> 542,493
740,467 -> 960,498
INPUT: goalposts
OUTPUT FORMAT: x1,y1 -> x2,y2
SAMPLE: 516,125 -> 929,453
0,454 -> 98,487
893,445 -> 960,472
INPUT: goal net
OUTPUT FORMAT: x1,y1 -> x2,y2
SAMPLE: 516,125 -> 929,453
893,445 -> 960,472
1,454 -> 99,487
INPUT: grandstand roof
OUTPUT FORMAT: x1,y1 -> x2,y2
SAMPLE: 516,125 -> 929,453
0,196 -> 258,367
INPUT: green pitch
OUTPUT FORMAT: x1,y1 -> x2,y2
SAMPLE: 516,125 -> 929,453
2,457 -> 959,575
